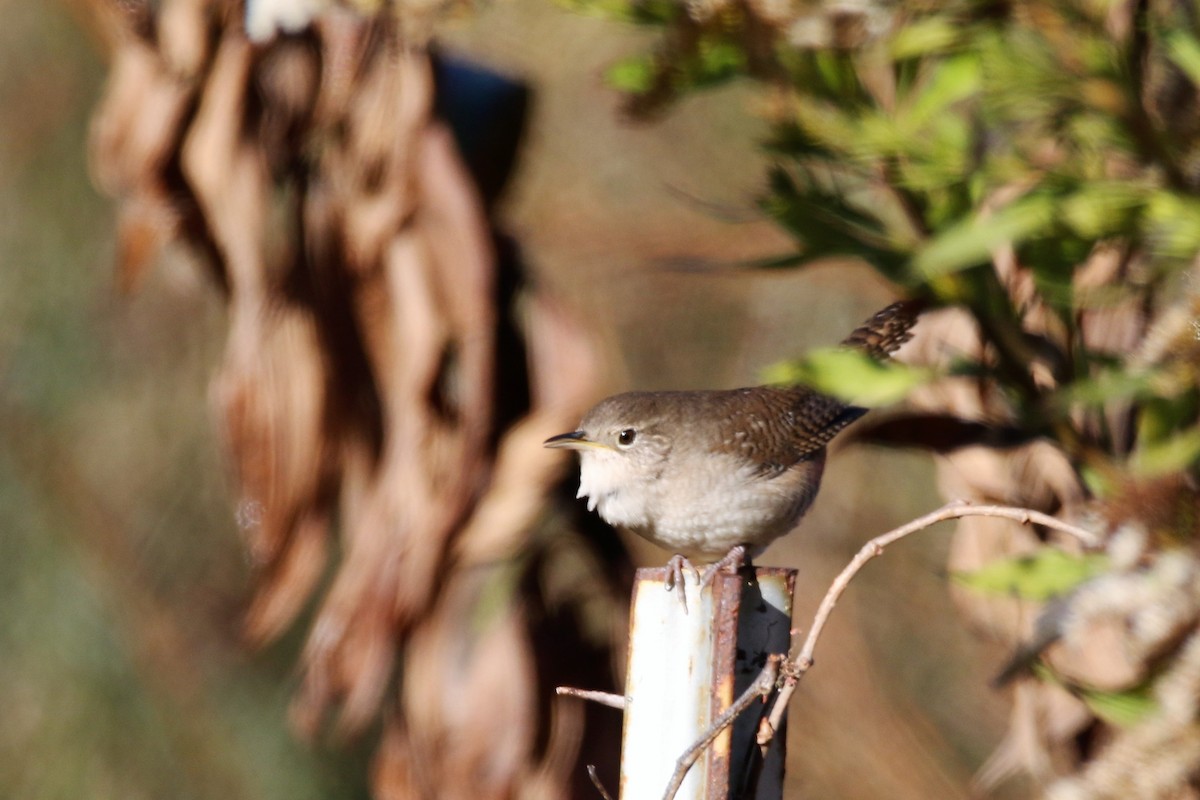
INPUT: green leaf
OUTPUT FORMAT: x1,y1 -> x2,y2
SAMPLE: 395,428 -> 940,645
1054,368 -> 1159,408
605,55 -> 657,94
954,550 -> 1109,601
889,16 -> 962,60
812,50 -> 864,100
1059,181 -> 1147,238
1135,390 -> 1200,447
793,99 -> 870,159
1080,464 -> 1114,498
913,192 -> 1057,277
1165,31 -> 1200,88
1033,665 -> 1158,727
1146,191 -> 1200,259
1020,236 -> 1084,311
1130,426 -> 1200,478
1080,685 -> 1158,727
1058,365 -> 1198,413
695,39 -> 746,83
906,54 -> 981,127
762,347 -> 934,406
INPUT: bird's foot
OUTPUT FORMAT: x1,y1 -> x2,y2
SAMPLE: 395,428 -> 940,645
700,544 -> 748,588
665,554 -> 701,613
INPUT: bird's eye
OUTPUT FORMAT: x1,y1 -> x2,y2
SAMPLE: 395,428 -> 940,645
617,428 -> 637,447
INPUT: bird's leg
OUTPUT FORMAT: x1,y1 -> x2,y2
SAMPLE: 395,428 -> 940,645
665,554 -> 701,613
700,544 -> 747,588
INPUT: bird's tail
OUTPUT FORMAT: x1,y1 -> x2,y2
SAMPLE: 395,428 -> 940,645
839,299 -> 924,360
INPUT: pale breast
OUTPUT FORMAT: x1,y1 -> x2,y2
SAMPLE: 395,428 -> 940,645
639,450 -> 827,560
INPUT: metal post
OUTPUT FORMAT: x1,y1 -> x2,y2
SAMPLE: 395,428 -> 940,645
620,567 -> 796,799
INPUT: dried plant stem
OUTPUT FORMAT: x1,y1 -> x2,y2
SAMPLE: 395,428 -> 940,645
758,500 -> 1101,744
587,765 -> 616,800
556,686 -> 627,710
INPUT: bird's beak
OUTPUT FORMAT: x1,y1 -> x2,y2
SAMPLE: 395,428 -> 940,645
544,430 -> 608,450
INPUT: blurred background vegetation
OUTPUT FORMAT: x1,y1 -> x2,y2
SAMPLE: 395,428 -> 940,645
5,0 -> 1198,798
1,5 -> 373,797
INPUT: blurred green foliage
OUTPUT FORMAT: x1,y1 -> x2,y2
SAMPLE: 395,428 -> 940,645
953,550 -> 1109,602
582,0 -> 1200,747
1074,677 -> 1159,727
761,346 -> 934,405
1035,665 -> 1159,727
588,0 -> 1200,516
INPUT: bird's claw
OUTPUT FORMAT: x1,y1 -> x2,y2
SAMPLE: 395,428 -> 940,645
663,547 -> 747,613
699,544 -> 747,588
665,554 -> 700,613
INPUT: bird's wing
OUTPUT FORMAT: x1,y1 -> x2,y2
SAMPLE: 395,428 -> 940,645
713,388 -> 863,478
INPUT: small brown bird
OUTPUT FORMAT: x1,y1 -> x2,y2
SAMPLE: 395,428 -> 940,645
545,301 -> 921,587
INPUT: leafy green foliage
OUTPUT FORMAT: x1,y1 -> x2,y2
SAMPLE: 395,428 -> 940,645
604,38 -> 746,97
1033,666 -> 1159,727
763,347 -> 933,406
1079,684 -> 1159,727
593,0 -> 1200,486
606,55 -> 658,93
953,551 -> 1108,602
584,0 -> 1200,743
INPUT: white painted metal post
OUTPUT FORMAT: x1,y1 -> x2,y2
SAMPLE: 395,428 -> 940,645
619,567 -> 796,799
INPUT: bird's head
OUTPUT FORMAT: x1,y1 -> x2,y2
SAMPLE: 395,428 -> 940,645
543,392 -> 675,522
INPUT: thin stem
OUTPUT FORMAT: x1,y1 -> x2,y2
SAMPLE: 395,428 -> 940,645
556,686 -> 627,710
587,765 -> 616,800
759,500 -> 1100,742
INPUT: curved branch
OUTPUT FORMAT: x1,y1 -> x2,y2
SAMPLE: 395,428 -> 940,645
758,500 -> 1101,744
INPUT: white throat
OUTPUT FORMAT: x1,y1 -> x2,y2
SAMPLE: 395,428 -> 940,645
576,450 -> 654,530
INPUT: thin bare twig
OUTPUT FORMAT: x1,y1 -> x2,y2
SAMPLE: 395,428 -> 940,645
662,655 -> 783,800
758,500 -> 1101,744
556,686 -> 627,710
587,765 -> 616,800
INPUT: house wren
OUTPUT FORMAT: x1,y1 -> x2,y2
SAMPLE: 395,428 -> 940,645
544,301 -> 920,578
